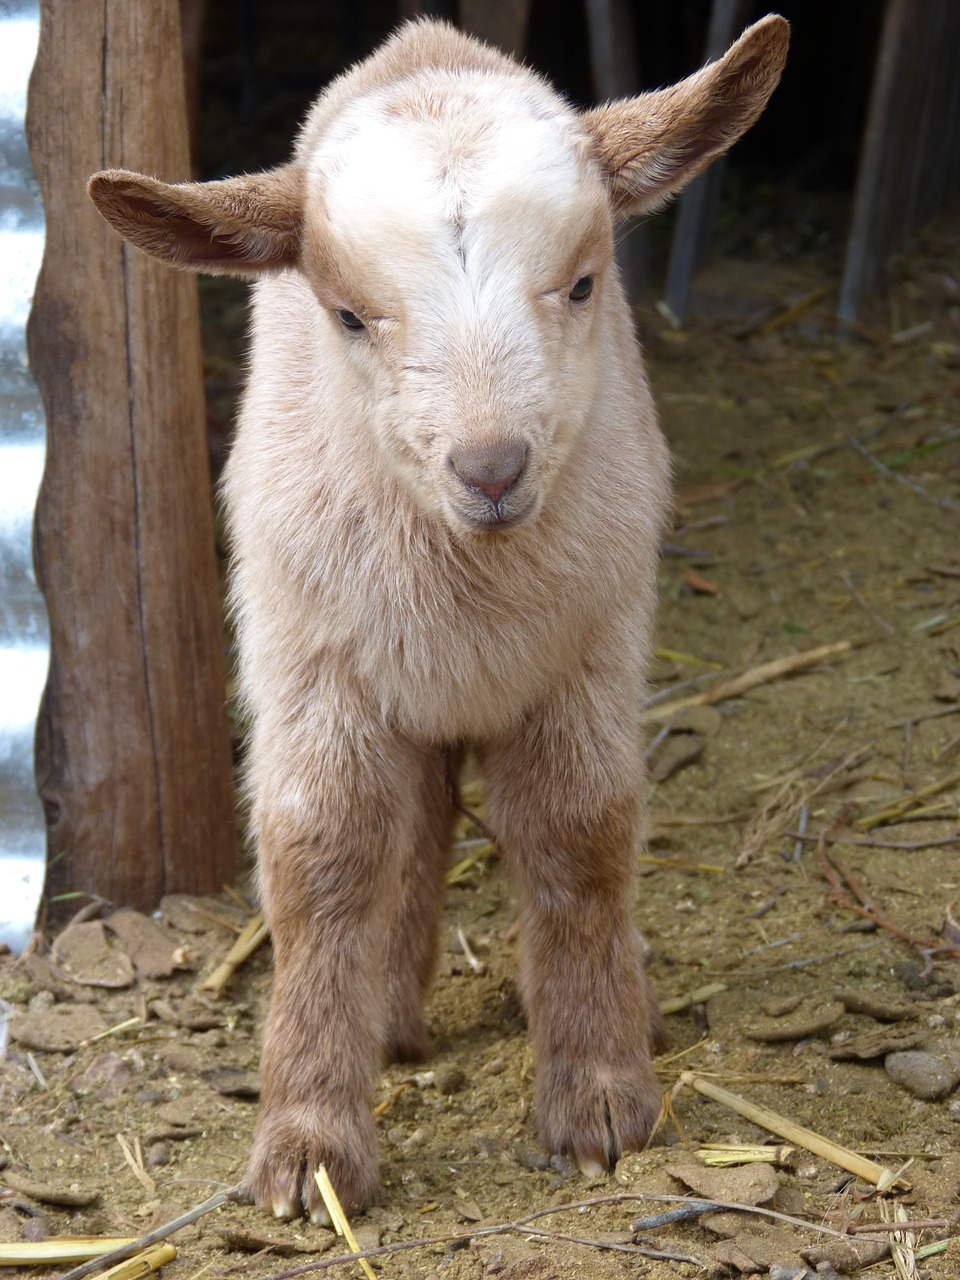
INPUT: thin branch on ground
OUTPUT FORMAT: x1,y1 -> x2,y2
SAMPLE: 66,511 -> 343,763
196,914 -> 269,996
791,401 -> 912,469
263,1189 -> 885,1280
790,828 -> 960,851
679,1073 -> 903,1190
815,835 -> 960,958
57,1186 -> 239,1280
737,746 -> 868,867
648,641 -> 855,725
854,768 -> 960,830
847,435 -> 960,514
722,937 -> 885,978
836,566 -> 899,637
889,703 -> 960,728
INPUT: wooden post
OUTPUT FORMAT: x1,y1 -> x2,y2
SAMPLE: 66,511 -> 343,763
28,0 -> 235,911
836,0 -> 910,324
583,0 -> 648,302
838,0 -> 960,322
662,0 -> 743,324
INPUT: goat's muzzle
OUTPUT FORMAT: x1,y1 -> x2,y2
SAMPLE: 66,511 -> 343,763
448,440 -> 529,522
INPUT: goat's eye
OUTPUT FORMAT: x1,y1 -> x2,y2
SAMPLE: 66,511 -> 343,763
336,308 -> 365,331
569,275 -> 594,302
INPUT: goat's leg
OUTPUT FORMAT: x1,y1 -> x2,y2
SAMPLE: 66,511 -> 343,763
244,696 -> 426,1218
483,669 -> 665,1175
382,746 -> 456,1063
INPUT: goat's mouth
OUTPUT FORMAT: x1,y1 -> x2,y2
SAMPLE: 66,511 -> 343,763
451,494 -> 539,535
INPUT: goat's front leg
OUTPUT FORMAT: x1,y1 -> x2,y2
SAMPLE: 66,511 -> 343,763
483,668 -> 665,1175
244,695 -> 426,1219
381,746 -> 457,1063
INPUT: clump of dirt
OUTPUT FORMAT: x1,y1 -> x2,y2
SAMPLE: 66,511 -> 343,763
2,213 -> 960,1279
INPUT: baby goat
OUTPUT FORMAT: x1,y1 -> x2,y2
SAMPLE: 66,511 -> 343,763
90,15 -> 787,1219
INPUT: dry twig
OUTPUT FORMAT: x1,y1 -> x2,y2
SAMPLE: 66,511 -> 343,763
262,1189 -> 883,1280
790,828 -> 960,851
678,1073 -> 906,1191
848,1217 -> 947,1235
116,1134 -> 155,1196
882,1197 -> 918,1280
647,641 -> 854,723
197,914 -> 269,995
836,566 -> 899,637
445,840 -> 497,885
57,1186 -> 237,1280
854,768 -> 960,830
314,1167 -> 375,1280
815,840 -> 960,958
696,1142 -> 794,1167
0,1238 -> 139,1267
737,746 -> 868,867
659,982 -> 727,1016
848,434 -> 960,514
783,400 -> 911,470
94,1244 -> 177,1279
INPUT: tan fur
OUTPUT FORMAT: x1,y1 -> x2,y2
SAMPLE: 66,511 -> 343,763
88,16 -> 788,1218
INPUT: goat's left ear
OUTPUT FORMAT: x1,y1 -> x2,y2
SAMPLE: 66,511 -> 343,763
87,165 -> 304,277
583,14 -> 789,219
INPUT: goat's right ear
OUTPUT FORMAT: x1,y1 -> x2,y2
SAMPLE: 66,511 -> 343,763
87,166 -> 303,277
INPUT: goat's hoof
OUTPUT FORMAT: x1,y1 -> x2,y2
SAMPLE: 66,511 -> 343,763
537,1055 -> 663,1175
246,1102 -> 381,1219
383,1029 -> 431,1065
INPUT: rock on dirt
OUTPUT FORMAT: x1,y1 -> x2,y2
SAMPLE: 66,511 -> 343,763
51,921 -> 134,988
884,1049 -> 959,1100
10,1002 -> 106,1051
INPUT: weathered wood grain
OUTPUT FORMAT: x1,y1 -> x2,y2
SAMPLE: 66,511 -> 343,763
28,0 -> 235,910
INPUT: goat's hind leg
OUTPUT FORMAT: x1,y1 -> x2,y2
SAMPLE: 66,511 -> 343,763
382,745 -> 457,1063
483,672 -> 664,1175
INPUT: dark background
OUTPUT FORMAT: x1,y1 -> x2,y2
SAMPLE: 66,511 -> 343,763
195,0 -> 886,268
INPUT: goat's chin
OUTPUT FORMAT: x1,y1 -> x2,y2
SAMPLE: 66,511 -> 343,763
443,493 -> 542,540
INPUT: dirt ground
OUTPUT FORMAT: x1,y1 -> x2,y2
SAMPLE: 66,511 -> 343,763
2,208 -> 960,1279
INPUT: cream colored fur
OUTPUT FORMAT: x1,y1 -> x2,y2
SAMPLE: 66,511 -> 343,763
88,15 -> 788,1219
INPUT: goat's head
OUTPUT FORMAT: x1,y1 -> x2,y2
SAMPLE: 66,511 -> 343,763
89,15 -> 788,536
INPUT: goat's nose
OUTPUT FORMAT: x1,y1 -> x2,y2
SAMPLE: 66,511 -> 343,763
449,441 -> 528,505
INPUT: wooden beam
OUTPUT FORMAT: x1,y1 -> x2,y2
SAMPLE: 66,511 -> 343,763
838,0 -> 960,322
28,0 -> 235,911
662,0 -> 744,324
584,0 -> 648,300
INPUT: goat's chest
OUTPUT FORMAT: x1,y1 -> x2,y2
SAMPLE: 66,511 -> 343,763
327,524 -> 623,742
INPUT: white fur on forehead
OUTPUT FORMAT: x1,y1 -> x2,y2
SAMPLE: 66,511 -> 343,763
306,72 -> 603,301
